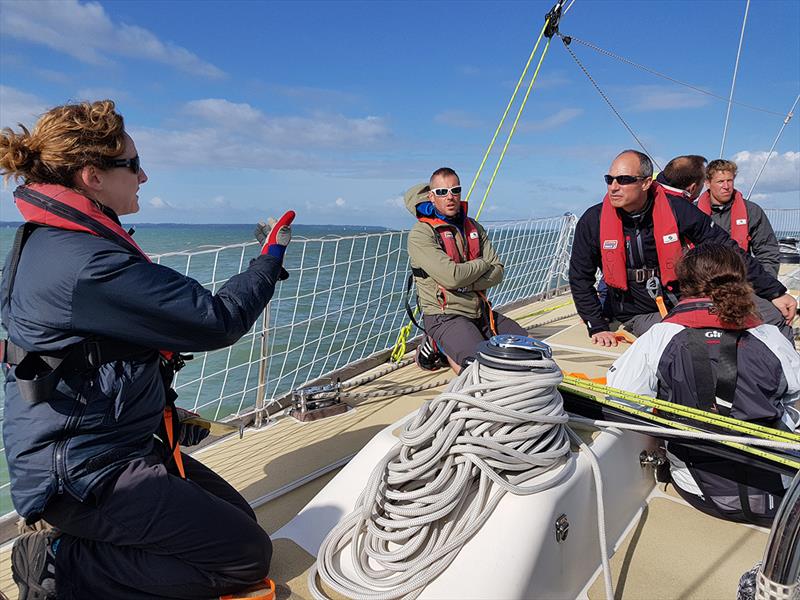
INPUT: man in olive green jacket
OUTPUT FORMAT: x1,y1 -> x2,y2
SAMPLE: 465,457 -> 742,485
406,167 -> 526,373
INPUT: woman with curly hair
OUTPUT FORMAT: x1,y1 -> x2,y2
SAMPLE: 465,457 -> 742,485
1,100 -> 293,599
607,242 -> 799,525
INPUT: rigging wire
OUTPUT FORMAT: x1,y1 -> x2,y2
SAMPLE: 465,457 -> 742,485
559,35 -> 662,171
720,0 -> 751,158
746,94 -> 800,200
564,35 -> 786,118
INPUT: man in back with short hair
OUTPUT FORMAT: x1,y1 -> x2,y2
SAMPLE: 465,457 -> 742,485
696,159 -> 781,277
405,167 -> 526,373
655,155 -> 707,201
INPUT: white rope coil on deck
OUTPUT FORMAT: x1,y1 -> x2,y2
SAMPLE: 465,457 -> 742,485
309,351 -> 577,600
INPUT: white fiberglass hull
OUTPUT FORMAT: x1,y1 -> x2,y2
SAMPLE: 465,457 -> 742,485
275,414 -> 658,599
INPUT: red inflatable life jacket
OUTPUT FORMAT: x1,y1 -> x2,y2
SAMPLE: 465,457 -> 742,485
418,201 -> 481,262
599,182 -> 683,290
663,298 -> 763,329
15,183 -> 149,257
696,189 -> 749,252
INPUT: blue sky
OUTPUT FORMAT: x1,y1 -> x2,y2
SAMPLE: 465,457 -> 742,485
1,0 -> 798,226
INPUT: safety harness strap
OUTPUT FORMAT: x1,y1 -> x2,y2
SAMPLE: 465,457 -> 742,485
687,328 -> 741,416
3,337 -> 154,405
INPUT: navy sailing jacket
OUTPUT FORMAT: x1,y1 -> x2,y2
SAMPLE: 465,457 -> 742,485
2,222 -> 284,520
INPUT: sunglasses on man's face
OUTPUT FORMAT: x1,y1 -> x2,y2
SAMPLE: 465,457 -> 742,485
105,155 -> 140,174
604,174 -> 646,186
431,186 -> 462,197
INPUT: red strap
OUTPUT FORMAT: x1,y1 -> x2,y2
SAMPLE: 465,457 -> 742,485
599,195 -> 629,290
650,183 -> 682,285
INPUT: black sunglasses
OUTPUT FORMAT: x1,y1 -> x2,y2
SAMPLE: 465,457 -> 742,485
604,174 -> 646,185
431,186 -> 462,197
105,155 -> 141,174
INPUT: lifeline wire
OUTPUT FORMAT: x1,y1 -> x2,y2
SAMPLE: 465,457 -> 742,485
308,352 -> 612,600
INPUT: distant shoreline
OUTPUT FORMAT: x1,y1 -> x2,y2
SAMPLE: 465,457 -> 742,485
0,221 -> 392,232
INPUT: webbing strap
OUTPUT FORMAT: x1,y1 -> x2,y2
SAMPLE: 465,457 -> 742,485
687,329 -> 740,416
687,330 -> 716,412
2,223 -> 39,315
404,273 -> 426,333
716,330 -> 741,411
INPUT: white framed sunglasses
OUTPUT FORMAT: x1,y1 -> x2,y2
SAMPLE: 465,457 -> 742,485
430,186 -> 462,197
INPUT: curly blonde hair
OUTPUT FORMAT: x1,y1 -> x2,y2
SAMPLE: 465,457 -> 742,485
0,100 -> 126,186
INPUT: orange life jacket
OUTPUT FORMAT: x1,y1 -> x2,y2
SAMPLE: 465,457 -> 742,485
418,201 -> 481,262
599,182 -> 683,291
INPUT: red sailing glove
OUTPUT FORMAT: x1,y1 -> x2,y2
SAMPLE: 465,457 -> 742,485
257,210 -> 295,260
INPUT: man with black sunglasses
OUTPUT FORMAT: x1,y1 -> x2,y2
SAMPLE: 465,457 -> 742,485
405,167 -> 526,373
569,150 -> 796,346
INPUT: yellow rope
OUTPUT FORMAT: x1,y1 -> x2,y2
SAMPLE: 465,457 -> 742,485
475,37 -> 552,219
561,375 -> 800,443
465,17 -> 551,207
562,384 -> 800,470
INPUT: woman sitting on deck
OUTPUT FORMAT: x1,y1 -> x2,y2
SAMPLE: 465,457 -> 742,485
0,100 -> 292,599
607,243 -> 800,525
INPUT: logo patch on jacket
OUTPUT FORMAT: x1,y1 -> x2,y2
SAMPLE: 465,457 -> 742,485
735,218 -> 747,225
469,231 -> 479,239
442,231 -> 454,239
603,240 -> 618,249
662,233 -> 679,244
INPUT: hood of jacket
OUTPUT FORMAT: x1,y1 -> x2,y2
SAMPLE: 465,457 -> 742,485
404,182 -> 431,217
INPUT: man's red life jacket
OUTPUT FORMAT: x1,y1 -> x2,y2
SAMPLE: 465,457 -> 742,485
696,189 -> 749,252
418,201 -> 481,262
599,182 -> 683,291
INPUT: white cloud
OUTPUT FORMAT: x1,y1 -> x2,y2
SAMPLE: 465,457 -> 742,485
181,99 -> 389,148
434,110 -> 485,130
149,196 -> 176,209
0,86 -> 48,129
731,151 -> 800,194
521,108 -> 583,132
335,197 -> 346,207
0,0 -> 224,78
211,196 -> 231,208
628,85 -> 711,111
385,195 -> 405,210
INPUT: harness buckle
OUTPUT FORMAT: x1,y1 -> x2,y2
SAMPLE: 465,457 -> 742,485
84,340 -> 103,369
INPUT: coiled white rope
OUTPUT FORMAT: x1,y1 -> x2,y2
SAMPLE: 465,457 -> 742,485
308,351 -> 615,600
